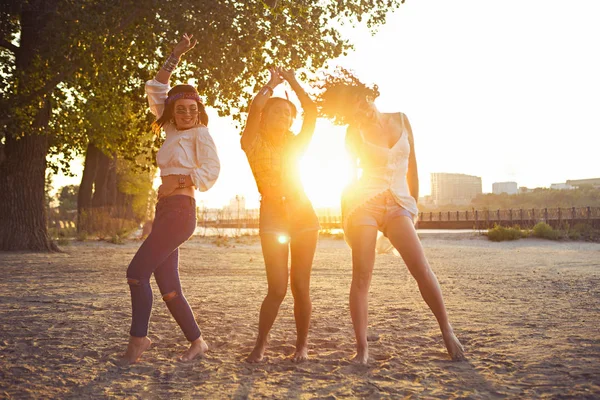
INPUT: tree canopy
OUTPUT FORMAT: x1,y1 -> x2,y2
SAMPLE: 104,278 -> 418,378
0,0 -> 407,251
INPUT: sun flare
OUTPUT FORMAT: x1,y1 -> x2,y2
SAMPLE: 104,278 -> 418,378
299,122 -> 353,210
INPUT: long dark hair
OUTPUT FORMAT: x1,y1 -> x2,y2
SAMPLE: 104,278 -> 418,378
261,97 -> 297,126
152,84 -> 209,133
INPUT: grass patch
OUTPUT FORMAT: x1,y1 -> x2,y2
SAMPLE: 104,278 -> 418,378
531,222 -> 560,240
487,224 -> 526,242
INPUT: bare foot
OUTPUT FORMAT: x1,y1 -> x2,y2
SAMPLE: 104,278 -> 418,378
120,336 -> 152,365
246,343 -> 266,363
179,337 -> 208,362
351,346 -> 369,365
442,328 -> 465,361
292,345 -> 309,362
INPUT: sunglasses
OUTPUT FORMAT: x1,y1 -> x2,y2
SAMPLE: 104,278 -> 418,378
175,108 -> 199,115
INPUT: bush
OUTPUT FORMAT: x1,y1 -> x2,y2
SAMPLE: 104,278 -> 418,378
532,222 -> 560,240
487,225 -> 524,242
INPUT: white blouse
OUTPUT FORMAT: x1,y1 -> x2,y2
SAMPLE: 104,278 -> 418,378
145,79 -> 220,192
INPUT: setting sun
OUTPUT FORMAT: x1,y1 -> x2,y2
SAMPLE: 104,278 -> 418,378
299,122 -> 353,209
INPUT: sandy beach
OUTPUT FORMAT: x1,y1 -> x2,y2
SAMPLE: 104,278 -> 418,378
1,233 -> 599,399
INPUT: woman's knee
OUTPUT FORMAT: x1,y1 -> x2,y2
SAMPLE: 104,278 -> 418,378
267,284 -> 287,303
290,279 -> 310,300
351,268 -> 372,292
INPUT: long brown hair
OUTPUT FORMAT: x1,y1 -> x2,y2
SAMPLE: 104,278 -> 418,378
152,84 -> 208,133
316,67 -> 380,126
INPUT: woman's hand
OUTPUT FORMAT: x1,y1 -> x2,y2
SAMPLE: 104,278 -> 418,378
267,67 -> 284,88
172,33 -> 197,57
279,67 -> 297,83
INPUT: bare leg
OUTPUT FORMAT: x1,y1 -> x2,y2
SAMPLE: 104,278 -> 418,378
246,234 -> 289,363
120,335 -> 152,365
348,225 -> 379,364
289,229 -> 318,362
385,217 -> 465,361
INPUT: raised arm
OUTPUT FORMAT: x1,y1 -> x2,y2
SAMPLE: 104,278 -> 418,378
403,113 -> 419,202
155,33 -> 197,85
280,68 -> 317,151
240,68 -> 284,150
147,34 -> 197,118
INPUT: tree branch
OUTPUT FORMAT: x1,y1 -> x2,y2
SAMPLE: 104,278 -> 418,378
0,39 -> 19,54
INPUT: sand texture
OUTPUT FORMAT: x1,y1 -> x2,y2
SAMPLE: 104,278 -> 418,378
1,234 -> 599,399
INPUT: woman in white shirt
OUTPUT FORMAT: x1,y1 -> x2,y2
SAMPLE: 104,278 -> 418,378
319,76 -> 464,364
121,34 -> 220,364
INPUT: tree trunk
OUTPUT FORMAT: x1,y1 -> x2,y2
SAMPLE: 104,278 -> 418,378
0,101 -> 58,251
77,142 -> 100,232
106,152 -> 118,209
91,150 -> 111,208
0,2 -> 58,251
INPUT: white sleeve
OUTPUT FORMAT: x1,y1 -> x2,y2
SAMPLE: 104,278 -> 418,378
191,128 -> 221,192
145,79 -> 170,118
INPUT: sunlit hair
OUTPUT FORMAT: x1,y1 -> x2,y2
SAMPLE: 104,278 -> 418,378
316,67 -> 380,125
261,97 -> 297,129
153,84 -> 208,133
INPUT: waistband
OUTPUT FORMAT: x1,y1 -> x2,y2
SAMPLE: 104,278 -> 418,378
157,195 -> 196,207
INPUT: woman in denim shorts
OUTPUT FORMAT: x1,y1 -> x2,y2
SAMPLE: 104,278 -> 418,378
241,67 -> 319,362
320,74 -> 465,364
121,34 -> 220,364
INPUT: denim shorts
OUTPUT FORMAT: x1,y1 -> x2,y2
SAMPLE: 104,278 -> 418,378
347,191 -> 414,237
259,194 -> 320,238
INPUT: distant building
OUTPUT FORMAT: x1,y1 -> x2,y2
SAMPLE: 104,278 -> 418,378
550,183 -> 573,190
492,181 -> 518,195
566,178 -> 600,188
224,196 -> 246,212
430,173 -> 482,205
519,186 -> 534,194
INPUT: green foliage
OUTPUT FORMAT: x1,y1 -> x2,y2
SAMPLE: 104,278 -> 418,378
57,185 -> 78,215
116,155 -> 156,222
563,223 -> 600,242
486,221 -> 599,242
487,224 -> 525,242
2,0 -> 408,173
532,222 -> 560,240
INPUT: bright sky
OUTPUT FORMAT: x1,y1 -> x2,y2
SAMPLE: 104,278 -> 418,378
54,0 -> 600,209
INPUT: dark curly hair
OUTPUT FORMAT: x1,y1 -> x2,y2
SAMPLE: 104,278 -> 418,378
152,84 -> 209,133
316,67 -> 380,126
